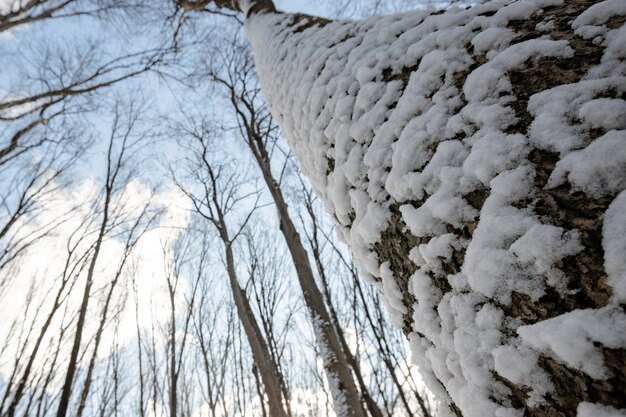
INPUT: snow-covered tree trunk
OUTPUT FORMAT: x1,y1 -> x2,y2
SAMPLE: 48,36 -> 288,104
239,1 -> 626,416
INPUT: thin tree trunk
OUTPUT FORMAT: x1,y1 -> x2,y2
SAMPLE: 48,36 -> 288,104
175,137 -> 290,417
56,106 -> 129,417
75,212 -> 147,417
240,121 -> 366,417
302,194 -> 385,417
3,229 -> 91,417
223,239 -> 289,417
55,195 -> 110,417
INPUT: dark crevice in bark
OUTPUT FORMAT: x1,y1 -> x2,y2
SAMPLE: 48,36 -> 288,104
288,13 -> 332,33
531,150 -> 614,307
371,204 -> 425,334
463,188 -> 489,211
505,1 -> 604,136
606,14 -> 626,29
325,155 -> 335,176
533,350 -> 626,416
381,63 -> 420,85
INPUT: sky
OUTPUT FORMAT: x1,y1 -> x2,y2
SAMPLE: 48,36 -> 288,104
275,0 -> 333,16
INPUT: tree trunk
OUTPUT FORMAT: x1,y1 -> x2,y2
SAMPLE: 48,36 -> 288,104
239,123 -> 368,417
181,150 -> 290,417
223,238 -> 290,417
240,1 -> 626,416
55,197 -> 109,417
302,194 -> 386,417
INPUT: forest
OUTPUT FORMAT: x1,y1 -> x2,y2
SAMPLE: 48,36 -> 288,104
1,1 -> 625,417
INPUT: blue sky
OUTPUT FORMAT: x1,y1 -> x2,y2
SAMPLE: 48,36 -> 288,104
275,0 -> 332,16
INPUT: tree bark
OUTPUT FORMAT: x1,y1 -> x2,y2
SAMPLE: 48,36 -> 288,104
238,1 -> 626,416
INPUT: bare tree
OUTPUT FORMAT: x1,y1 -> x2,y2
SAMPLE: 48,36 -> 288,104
74,201 -> 157,417
0,96 -> 159,417
159,230 -> 201,417
0,215 -> 93,417
171,118 -> 290,417
192,284 -> 235,417
0,43 -> 172,173
0,0 -> 151,34
318,217 -> 434,417
296,181 -> 435,417
0,136 -> 86,279
55,98 -> 151,417
296,186 -> 385,417
1,0 -> 180,179
242,230 -> 298,417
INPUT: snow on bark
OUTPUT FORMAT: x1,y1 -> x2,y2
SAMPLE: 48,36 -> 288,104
603,190 -> 626,301
577,402 -> 626,417
244,0 -> 626,415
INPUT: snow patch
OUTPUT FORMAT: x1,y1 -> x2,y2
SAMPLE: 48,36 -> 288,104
603,191 -> 626,302
493,344 -> 553,405
380,261 -> 407,328
577,402 -> 626,417
548,130 -> 626,197
518,306 -> 626,379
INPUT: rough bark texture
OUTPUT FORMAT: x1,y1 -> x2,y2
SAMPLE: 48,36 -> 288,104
369,3 -> 626,416
243,1 -> 626,416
